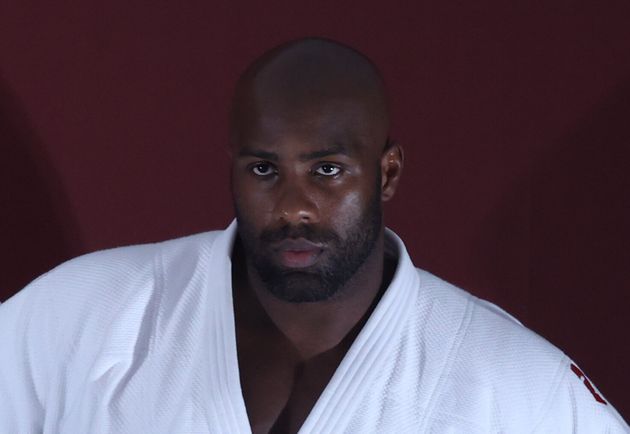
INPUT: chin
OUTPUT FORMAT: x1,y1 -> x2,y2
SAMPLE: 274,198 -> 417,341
262,271 -> 342,303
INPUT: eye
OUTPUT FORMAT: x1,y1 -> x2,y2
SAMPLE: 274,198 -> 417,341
314,164 -> 342,176
251,162 -> 276,176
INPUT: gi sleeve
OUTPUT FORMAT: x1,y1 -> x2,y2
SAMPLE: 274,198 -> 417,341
0,281 -> 54,434
534,359 -> 630,433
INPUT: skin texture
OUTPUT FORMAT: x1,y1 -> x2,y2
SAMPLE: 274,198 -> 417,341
229,38 -> 404,434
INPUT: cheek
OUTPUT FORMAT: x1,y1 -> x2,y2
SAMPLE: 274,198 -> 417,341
238,193 -> 272,217
232,178 -> 274,223
324,189 -> 366,232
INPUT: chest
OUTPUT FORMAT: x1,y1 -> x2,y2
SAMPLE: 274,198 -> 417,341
237,331 -> 349,434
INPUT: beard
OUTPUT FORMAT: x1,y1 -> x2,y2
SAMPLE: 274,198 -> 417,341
234,177 -> 382,303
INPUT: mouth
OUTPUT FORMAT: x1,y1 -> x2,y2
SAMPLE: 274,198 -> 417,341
272,238 -> 324,269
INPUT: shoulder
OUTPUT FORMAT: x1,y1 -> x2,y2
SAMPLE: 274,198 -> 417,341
0,229 -> 227,430
2,230 -> 221,313
413,269 -> 629,431
0,229 -> 224,353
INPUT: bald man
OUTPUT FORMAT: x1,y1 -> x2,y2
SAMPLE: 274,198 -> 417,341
0,38 -> 628,433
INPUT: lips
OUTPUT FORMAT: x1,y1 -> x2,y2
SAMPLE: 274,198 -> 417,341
272,238 -> 324,268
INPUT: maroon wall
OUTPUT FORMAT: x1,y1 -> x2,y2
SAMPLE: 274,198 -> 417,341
2,0 -> 629,419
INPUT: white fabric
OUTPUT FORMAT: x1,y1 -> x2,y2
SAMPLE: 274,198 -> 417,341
1,221 -> 628,433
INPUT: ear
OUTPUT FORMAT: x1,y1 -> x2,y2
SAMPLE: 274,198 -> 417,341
380,141 -> 404,202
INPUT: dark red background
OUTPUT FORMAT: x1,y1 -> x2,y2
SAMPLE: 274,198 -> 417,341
2,0 -> 629,419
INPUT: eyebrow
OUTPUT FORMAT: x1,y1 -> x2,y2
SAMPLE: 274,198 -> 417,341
237,149 -> 279,161
299,144 -> 352,160
238,143 -> 352,162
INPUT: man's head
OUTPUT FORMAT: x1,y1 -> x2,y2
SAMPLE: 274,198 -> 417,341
230,38 -> 403,303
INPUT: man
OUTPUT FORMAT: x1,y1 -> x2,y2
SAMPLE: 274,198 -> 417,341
0,38 -> 627,433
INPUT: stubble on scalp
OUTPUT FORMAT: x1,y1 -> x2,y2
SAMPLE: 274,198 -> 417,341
228,37 -> 390,150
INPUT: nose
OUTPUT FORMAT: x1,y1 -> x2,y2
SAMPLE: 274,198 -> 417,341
274,176 -> 319,225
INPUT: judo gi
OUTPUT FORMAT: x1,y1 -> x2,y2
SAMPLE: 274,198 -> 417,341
1,221 -> 628,433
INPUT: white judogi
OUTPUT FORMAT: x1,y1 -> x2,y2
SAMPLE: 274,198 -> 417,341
1,221 -> 628,433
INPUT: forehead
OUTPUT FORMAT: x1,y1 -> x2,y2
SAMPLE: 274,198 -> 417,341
233,97 -> 384,157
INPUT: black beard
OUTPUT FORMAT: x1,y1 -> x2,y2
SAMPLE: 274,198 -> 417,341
235,177 -> 382,303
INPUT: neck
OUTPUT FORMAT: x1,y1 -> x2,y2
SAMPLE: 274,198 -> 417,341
232,231 -> 393,360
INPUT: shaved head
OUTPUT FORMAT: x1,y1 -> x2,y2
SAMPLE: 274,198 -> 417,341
230,37 -> 390,151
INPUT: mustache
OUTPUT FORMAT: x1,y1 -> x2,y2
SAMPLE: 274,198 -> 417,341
259,224 -> 340,244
